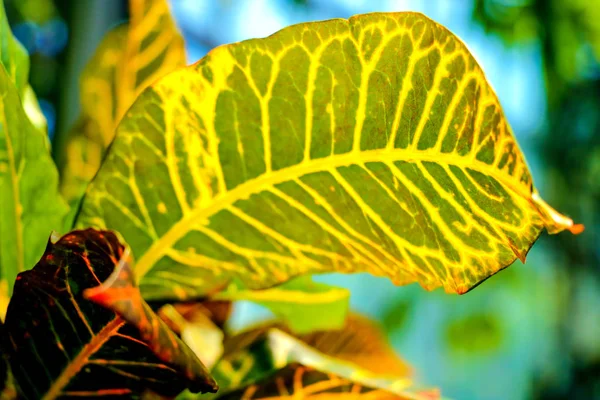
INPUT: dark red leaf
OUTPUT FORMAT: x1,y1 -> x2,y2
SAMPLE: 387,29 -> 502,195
4,229 -> 216,399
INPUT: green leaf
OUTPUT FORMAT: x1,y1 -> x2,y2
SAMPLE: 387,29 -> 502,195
57,0 -> 186,227
3,229 -> 216,399
0,64 -> 67,302
0,3 -> 28,96
0,2 -> 47,133
77,12 -> 583,300
215,277 -> 349,334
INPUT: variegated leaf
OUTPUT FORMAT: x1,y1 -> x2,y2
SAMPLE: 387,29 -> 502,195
3,229 -> 216,399
181,316 -> 433,399
58,0 -> 186,226
77,12 -> 582,300
214,363 -> 423,400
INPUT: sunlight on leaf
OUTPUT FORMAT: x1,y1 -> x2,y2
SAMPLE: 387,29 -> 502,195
158,304 -> 225,370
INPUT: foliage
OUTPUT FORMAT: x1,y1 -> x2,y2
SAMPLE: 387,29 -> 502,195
0,0 -> 583,398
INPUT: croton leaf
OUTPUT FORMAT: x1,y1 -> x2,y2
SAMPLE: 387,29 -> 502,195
194,315 -> 432,400
3,229 -> 216,399
57,0 -> 186,226
214,276 -> 349,333
215,363 -> 420,400
296,314 -> 411,377
0,64 -> 67,306
159,304 -> 225,370
77,12 -> 583,300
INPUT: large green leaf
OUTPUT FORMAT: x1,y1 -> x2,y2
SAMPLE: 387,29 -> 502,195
58,0 -> 186,227
3,229 -> 216,399
214,276 -> 349,333
0,64 -> 67,305
77,12 -> 583,300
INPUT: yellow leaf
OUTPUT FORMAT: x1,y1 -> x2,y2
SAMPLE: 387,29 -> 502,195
58,0 -> 186,227
78,12 -> 582,299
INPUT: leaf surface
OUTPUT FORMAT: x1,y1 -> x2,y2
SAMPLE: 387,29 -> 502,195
214,277 -> 349,333
192,315 -> 431,400
296,314 -> 410,377
3,229 -> 216,399
0,2 -> 47,132
158,304 -> 225,370
0,3 -> 28,96
78,12 -> 583,299
58,0 -> 186,224
214,363 -> 415,400
0,64 -> 67,302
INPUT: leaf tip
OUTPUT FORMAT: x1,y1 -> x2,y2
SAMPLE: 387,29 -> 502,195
532,192 -> 584,235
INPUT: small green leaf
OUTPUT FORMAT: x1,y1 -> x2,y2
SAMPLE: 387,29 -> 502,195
214,277 -> 349,333
78,12 -> 582,301
22,85 -> 48,135
0,2 -> 47,132
0,64 -> 67,302
4,229 -> 216,399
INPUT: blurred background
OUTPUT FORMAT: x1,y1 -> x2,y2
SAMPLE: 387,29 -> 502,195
5,0 -> 598,398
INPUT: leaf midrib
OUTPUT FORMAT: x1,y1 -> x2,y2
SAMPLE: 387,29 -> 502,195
215,287 -> 348,304
134,148 -> 534,280
42,317 -> 125,400
0,99 -> 24,280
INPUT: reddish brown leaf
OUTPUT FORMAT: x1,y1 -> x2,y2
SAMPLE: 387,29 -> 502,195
3,229 -> 216,399
84,253 -> 216,392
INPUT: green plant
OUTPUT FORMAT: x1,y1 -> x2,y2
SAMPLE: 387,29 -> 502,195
0,0 -> 583,398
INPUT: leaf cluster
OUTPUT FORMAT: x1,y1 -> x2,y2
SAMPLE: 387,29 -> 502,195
0,0 -> 582,398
